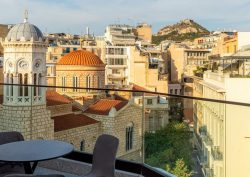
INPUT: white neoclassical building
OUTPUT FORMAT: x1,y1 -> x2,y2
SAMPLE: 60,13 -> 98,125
0,14 -> 54,140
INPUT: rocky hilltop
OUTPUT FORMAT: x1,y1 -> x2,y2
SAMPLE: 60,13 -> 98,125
158,19 -> 209,36
153,19 -> 210,44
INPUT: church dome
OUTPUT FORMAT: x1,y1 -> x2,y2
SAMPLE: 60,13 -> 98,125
57,50 -> 104,66
6,22 -> 43,41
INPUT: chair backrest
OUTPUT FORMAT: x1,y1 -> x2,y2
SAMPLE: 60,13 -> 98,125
91,134 -> 119,177
5,175 -> 65,177
0,132 -> 24,145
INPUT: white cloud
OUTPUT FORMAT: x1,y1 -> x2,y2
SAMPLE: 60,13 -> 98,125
0,0 -> 250,34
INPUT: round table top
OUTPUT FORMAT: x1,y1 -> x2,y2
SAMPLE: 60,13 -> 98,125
0,140 -> 74,162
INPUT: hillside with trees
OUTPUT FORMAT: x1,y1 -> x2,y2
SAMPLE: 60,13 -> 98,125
152,19 -> 210,45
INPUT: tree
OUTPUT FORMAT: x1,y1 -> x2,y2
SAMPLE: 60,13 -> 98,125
171,159 -> 192,177
145,121 -> 193,176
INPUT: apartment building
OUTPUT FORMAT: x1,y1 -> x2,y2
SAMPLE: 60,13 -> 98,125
103,24 -> 168,93
211,32 -> 250,57
193,33 -> 220,49
168,43 -> 210,90
134,23 -> 152,43
131,83 -> 169,132
0,24 -> 12,57
193,71 -> 250,177
105,24 -> 136,46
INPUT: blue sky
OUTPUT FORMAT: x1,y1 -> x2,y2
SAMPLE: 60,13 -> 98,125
1,0 -> 250,35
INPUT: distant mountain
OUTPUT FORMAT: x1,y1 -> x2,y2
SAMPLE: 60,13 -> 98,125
152,19 -> 210,45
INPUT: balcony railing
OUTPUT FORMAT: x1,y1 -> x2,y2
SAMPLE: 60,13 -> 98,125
211,146 -> 223,161
203,133 -> 213,146
0,83 -> 250,177
204,167 -> 214,177
107,73 -> 127,79
199,125 -> 207,136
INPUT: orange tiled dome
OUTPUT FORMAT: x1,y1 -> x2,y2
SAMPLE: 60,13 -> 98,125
57,50 -> 104,66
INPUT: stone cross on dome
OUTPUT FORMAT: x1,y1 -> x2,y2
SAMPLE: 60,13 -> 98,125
24,9 -> 28,23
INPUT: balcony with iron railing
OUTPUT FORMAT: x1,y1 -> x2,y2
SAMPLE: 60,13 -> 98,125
211,146 -> 223,161
0,83 -> 250,177
204,167 -> 214,177
203,133 -> 213,147
107,73 -> 128,79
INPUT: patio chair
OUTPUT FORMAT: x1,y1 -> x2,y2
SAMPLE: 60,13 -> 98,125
83,134 -> 119,177
0,132 -> 25,177
4,175 -> 65,177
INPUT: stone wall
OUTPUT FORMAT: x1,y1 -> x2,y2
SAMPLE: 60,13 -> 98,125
119,149 -> 142,163
47,103 -> 73,117
54,122 -> 101,153
0,105 -> 54,140
84,104 -> 143,161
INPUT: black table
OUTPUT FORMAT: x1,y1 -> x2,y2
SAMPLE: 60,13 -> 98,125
0,140 -> 74,174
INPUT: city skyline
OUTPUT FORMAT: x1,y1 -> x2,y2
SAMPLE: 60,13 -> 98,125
1,0 -> 250,35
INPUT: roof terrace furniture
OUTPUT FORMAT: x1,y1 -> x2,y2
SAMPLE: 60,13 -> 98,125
83,134 -> 119,177
0,140 -> 74,174
4,175 -> 65,177
0,132 -> 25,177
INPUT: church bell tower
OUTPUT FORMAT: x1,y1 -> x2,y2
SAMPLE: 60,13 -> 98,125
0,12 -> 54,140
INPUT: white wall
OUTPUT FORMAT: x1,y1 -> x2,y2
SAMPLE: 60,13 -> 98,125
225,78 -> 250,104
238,32 -> 250,50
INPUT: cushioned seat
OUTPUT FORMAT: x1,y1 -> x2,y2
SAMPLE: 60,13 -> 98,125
0,132 -> 25,177
83,134 -> 119,177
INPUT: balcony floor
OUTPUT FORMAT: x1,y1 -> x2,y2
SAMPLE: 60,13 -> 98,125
36,158 -> 142,177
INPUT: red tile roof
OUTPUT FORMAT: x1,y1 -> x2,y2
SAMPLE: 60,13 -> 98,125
52,113 -> 99,132
57,50 -> 104,66
46,91 -> 72,106
84,99 -> 128,115
113,94 -> 128,101
131,83 -> 156,96
131,83 -> 151,92
72,106 -> 82,112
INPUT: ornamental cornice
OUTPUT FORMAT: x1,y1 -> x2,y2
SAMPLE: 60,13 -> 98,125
2,42 -> 47,48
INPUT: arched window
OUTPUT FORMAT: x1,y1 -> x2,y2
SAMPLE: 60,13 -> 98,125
97,76 -> 102,88
18,74 -> 23,96
38,74 -> 42,96
10,74 -> 13,96
6,74 -> 9,96
62,76 -> 66,92
126,122 -> 134,151
34,73 -> 37,96
86,75 -> 91,92
80,140 -> 85,152
73,75 -> 78,92
24,74 -> 28,96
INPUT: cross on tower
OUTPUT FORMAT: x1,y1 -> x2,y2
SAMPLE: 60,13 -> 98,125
24,9 -> 28,23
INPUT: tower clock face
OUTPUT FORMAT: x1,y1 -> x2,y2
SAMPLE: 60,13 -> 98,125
8,62 -> 13,68
35,62 -> 40,68
19,60 -> 28,69
35,60 -> 41,68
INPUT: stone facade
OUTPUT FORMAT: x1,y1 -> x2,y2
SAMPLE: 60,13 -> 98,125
54,123 -> 101,153
0,105 -> 53,140
84,103 -> 143,161
0,20 -> 54,140
47,103 -> 73,117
